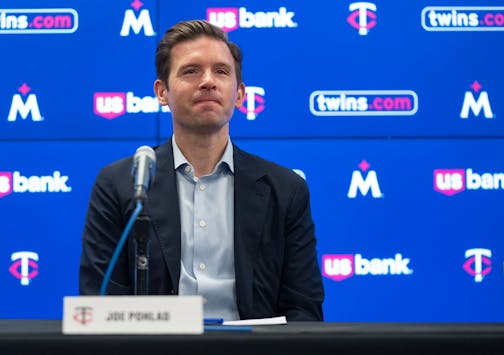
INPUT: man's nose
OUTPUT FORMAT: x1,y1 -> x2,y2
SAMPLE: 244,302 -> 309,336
200,70 -> 216,90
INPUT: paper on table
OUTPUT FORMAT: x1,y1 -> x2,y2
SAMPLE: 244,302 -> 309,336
222,316 -> 287,326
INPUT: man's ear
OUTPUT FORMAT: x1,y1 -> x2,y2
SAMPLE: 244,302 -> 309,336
235,82 -> 246,108
154,79 -> 169,106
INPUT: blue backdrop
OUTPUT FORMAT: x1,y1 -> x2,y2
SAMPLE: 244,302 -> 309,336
1,0 -> 503,321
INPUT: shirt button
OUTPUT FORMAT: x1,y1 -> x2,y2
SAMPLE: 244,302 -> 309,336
199,262 -> 206,270
199,220 -> 207,228
184,166 -> 191,173
199,184 -> 206,191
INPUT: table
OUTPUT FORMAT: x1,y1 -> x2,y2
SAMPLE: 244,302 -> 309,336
1,320 -> 503,355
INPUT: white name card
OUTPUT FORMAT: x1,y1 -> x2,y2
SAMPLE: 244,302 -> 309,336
62,295 -> 203,334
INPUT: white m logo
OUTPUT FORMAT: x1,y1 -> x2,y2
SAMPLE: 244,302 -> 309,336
7,94 -> 43,122
460,91 -> 493,119
120,9 -> 155,36
347,170 -> 383,198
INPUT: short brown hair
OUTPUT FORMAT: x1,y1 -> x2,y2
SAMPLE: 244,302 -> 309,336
155,20 -> 243,88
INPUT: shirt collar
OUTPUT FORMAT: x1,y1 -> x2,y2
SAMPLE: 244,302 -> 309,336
172,135 -> 234,174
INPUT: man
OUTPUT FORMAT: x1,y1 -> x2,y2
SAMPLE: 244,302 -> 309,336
79,20 -> 324,321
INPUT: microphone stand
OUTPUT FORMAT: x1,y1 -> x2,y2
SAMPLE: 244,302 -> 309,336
133,211 -> 150,295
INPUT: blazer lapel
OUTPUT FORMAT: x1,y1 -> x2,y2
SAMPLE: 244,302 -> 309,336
233,146 -> 271,317
145,141 -> 181,293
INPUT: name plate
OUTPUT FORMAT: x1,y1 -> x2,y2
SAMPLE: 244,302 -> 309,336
62,295 -> 203,334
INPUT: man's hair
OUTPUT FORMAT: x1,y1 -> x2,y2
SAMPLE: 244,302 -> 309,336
155,20 -> 243,88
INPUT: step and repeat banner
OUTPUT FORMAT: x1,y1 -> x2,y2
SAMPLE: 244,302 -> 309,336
1,0 -> 503,321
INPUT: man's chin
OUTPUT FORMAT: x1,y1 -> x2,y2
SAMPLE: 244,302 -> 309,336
190,118 -> 230,135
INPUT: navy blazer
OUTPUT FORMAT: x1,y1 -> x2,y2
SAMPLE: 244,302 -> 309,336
79,140 -> 324,321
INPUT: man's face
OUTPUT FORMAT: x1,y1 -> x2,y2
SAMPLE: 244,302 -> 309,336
157,35 -> 245,135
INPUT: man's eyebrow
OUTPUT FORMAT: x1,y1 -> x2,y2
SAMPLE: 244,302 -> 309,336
177,63 -> 200,70
177,62 -> 233,72
214,62 -> 232,68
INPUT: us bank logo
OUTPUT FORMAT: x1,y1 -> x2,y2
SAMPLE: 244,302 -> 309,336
422,6 -> 504,31
120,0 -> 155,37
93,91 -> 170,119
322,253 -> 413,282
460,81 -> 494,119
207,7 -> 297,32
0,8 -> 78,34
347,160 -> 383,198
9,251 -> 39,286
463,248 -> 491,282
347,2 -> 377,35
7,83 -> 43,122
238,86 -> 265,120
0,170 -> 72,198
434,169 -> 504,196
310,90 -> 418,116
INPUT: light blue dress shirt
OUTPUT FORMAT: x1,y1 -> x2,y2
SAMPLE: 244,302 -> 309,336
172,136 -> 239,321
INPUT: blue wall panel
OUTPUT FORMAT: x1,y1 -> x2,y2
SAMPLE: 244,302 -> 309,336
1,0 -> 503,321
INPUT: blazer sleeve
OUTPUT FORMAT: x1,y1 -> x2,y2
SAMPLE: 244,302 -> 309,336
79,162 -> 133,295
278,178 -> 324,321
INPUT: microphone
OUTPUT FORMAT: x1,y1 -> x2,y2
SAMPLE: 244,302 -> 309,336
131,145 -> 156,203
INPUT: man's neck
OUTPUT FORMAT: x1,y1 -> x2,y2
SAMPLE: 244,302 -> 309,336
174,130 -> 229,178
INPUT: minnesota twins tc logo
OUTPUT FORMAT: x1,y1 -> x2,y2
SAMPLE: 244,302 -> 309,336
9,251 -> 39,285
463,248 -> 491,282
73,306 -> 94,325
347,2 -> 377,35
239,86 -> 265,120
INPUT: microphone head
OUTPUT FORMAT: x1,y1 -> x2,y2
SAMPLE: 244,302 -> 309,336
132,146 -> 156,202
134,145 -> 156,163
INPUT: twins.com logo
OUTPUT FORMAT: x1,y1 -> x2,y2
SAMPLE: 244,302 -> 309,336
422,6 -> 504,31
310,90 -> 418,116
0,9 -> 78,34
